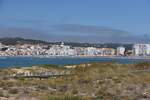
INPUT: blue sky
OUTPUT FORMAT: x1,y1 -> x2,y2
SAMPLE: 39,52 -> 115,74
0,0 -> 150,43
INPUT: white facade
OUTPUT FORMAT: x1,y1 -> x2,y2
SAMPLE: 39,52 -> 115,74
84,47 -> 97,56
0,43 -> 2,48
102,48 -> 115,56
133,44 -> 150,56
117,47 -> 125,56
47,42 -> 76,56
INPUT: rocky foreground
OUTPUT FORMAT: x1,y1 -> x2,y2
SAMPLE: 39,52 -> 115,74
0,62 -> 150,100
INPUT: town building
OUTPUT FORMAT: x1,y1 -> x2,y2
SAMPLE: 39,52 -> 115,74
46,42 -> 76,56
101,48 -> 115,56
133,44 -> 150,56
84,47 -> 97,56
117,47 -> 126,56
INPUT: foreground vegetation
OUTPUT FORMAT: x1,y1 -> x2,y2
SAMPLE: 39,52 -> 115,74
0,62 -> 150,100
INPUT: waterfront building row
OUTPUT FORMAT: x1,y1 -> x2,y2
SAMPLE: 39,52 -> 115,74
0,42 -> 150,57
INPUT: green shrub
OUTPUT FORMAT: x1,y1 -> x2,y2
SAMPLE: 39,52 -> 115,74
8,88 -> 18,94
0,91 -> 4,97
47,95 -> 85,100
72,89 -> 78,95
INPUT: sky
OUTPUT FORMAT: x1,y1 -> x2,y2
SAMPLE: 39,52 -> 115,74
0,0 -> 150,43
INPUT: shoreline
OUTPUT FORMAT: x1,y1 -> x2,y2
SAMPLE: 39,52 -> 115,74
0,55 -> 150,60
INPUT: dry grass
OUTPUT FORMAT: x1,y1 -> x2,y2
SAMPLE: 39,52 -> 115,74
0,62 -> 150,100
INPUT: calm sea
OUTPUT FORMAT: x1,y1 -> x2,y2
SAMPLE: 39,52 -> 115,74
0,56 -> 149,68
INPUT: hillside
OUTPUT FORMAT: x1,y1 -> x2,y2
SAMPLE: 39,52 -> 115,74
0,37 -> 50,45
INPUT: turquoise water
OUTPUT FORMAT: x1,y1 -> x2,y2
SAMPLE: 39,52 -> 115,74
0,56 -> 149,68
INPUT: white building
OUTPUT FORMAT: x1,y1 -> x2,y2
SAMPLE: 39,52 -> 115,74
47,42 -> 76,56
117,47 -> 126,56
102,48 -> 115,56
0,43 -> 3,49
74,47 -> 84,55
84,47 -> 97,56
133,44 -> 150,56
